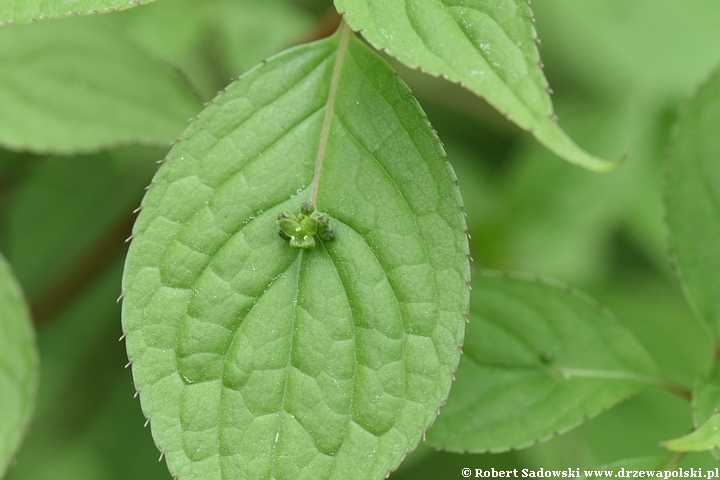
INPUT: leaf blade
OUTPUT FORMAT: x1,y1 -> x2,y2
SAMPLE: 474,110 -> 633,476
122,27 -> 469,479
0,16 -> 201,154
662,413 -> 720,453
0,253 -> 38,477
0,0 -> 155,25
426,271 -> 659,453
333,0 -> 617,171
665,64 -> 720,338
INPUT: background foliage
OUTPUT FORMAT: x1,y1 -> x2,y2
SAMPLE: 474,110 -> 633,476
1,0 -> 720,477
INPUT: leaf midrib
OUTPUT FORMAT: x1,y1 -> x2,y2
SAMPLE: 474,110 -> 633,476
310,23 -> 352,205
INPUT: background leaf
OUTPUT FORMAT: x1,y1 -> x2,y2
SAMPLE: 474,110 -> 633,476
0,16 -> 201,154
0,253 -> 38,477
662,413 -> 720,453
665,64 -> 720,338
122,26 -> 469,479
112,0 -> 315,101
333,0 -> 615,171
0,0 -> 155,25
426,271 -> 659,453
3,147 -> 160,301
530,0 -> 720,101
693,363 -> 720,428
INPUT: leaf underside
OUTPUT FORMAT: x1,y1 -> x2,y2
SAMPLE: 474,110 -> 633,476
0,254 -> 38,477
122,27 -> 469,480
0,16 -> 200,154
665,64 -> 720,339
426,271 -> 659,453
0,0 -> 155,25
333,0 -> 617,172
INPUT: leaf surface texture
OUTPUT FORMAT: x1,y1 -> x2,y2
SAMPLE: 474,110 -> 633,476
665,64 -> 720,338
426,272 -> 659,452
333,0 -> 615,171
122,27 -> 469,479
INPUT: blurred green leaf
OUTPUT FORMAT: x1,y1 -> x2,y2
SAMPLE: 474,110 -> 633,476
0,253 -> 37,477
0,16 -> 201,154
4,147 -> 160,300
665,64 -> 720,338
6,260 -> 169,480
334,0 -> 616,171
114,0 -> 314,100
663,413 -> 720,453
0,0 -> 156,25
122,27 -> 469,479
531,0 -> 720,100
426,271 -> 659,453
692,361 -> 720,461
694,364 -> 720,428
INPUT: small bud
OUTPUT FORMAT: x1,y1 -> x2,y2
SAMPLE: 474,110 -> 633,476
278,210 -> 295,221
300,201 -> 315,216
315,213 -> 330,232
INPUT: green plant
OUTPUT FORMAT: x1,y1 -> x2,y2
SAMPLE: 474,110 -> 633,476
1,0 -> 719,478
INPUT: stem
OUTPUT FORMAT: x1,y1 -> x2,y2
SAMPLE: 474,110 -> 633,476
657,378 -> 692,401
309,21 -> 352,205
663,451 -> 686,469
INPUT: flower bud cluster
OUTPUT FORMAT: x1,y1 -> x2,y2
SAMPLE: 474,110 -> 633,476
277,201 -> 334,249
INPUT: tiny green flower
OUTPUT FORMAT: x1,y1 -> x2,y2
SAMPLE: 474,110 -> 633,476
276,203 -> 334,248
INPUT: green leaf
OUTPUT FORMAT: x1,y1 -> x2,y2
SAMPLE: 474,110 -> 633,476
0,0 -> 155,26
0,16 -> 201,154
426,271 -> 659,453
691,362 -> 720,460
333,0 -> 617,172
4,147 -> 159,300
122,26 -> 469,479
694,363 -> 720,427
0,253 -> 38,477
113,0 -> 314,100
662,413 -> 720,453
665,64 -> 720,339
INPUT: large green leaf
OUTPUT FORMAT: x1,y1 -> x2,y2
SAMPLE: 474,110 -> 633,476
122,26 -> 469,479
0,0 -> 155,25
665,65 -> 720,339
0,16 -> 201,154
333,0 -> 616,172
0,253 -> 38,477
426,271 -> 659,453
